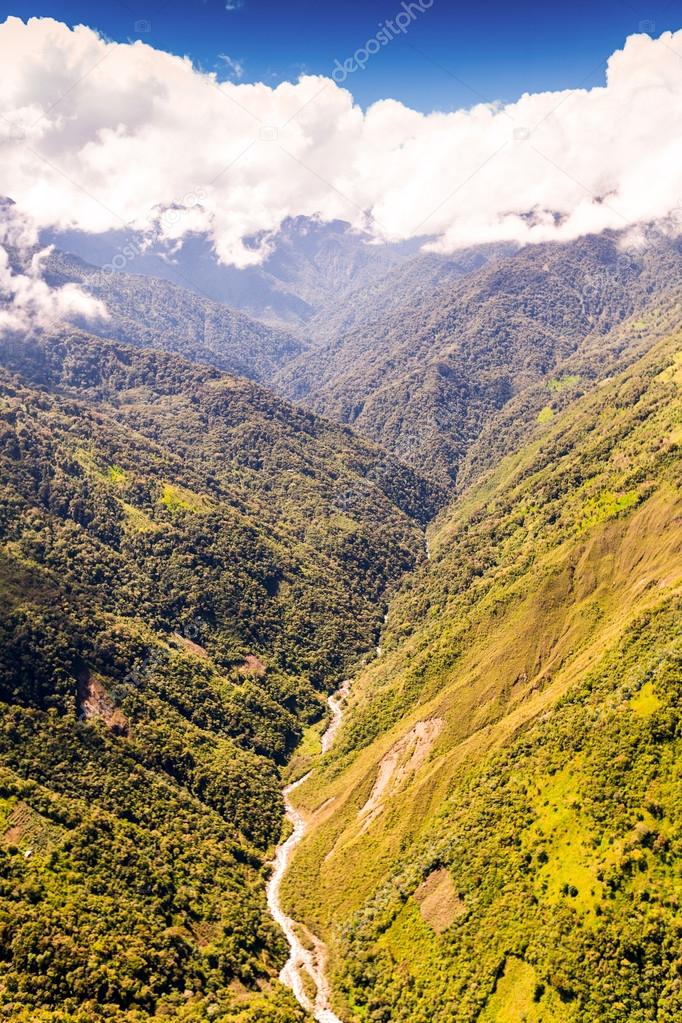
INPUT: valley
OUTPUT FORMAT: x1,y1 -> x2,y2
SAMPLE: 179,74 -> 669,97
2,7 -> 682,1021
0,214 -> 680,1023
266,683 -> 349,1023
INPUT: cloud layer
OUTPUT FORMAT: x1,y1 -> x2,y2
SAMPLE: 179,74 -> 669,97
0,203 -> 107,334
1,16 -> 682,266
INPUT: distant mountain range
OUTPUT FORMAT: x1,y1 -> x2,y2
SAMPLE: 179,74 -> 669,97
51,217 -> 682,489
45,247 -> 309,384
273,229 -> 682,486
45,216 -> 425,331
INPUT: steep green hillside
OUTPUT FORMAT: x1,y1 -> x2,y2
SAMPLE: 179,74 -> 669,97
302,247 -> 504,347
459,288 -> 682,488
276,233 -> 682,487
283,326 -> 682,1023
0,330 -> 436,1022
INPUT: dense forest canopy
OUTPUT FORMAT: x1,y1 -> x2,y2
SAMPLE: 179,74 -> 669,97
0,328 -> 434,1021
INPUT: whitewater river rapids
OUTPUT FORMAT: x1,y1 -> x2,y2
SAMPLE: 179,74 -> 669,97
266,680 -> 351,1023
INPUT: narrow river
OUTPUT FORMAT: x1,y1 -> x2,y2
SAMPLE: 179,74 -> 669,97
266,680 -> 351,1023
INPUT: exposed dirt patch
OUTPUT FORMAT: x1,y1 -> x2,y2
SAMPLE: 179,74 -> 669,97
172,632 -> 209,659
358,717 -> 443,830
414,867 -> 466,932
77,667 -> 129,735
237,654 -> 267,676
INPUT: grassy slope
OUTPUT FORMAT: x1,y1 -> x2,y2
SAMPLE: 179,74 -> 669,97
283,326 -> 682,1023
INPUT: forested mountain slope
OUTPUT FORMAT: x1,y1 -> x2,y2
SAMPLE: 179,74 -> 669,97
45,250 -> 308,384
4,206 -> 682,1023
241,217 -> 413,322
300,246 -> 505,347
49,225 -> 682,506
0,329 -> 436,1022
283,321 -> 682,1023
275,232 -> 682,487
459,286 -> 682,487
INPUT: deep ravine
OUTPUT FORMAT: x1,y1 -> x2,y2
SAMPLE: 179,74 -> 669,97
266,680 -> 352,1023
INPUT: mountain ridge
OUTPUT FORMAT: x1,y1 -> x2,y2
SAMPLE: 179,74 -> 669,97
274,231 -> 682,487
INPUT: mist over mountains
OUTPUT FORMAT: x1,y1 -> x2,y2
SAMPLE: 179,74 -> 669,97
43,216 -> 426,331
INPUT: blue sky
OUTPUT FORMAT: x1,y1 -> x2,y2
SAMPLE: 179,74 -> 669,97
3,0 -> 681,110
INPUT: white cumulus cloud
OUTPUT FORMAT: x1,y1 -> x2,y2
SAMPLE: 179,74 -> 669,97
1,16 -> 682,266
0,203 -> 107,334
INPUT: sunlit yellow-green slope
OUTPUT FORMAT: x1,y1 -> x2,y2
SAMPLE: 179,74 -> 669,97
283,328 -> 682,1023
